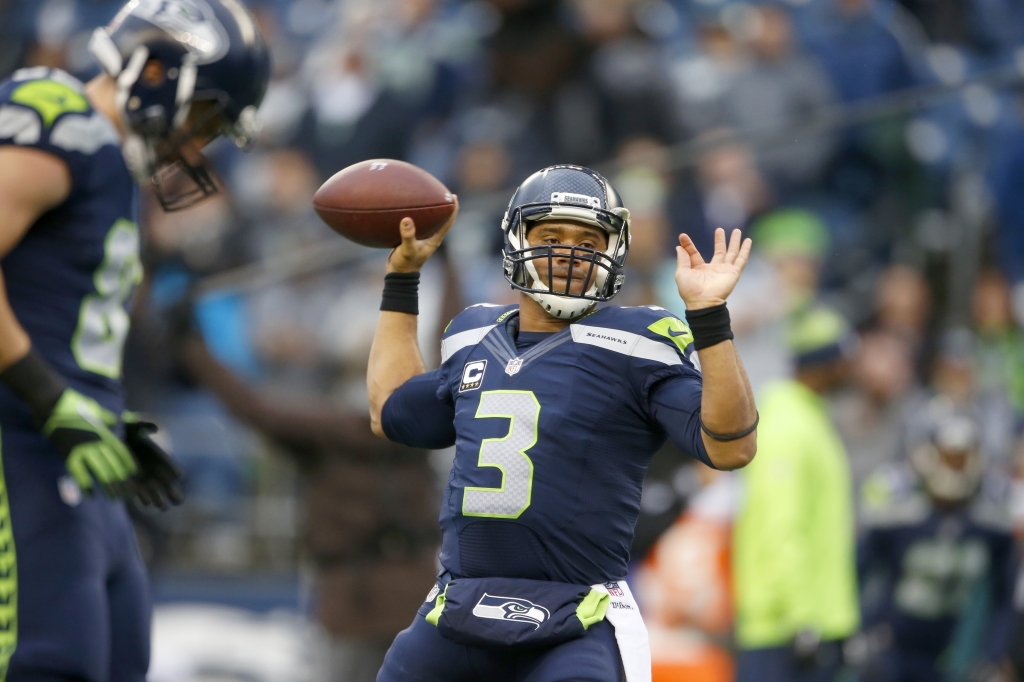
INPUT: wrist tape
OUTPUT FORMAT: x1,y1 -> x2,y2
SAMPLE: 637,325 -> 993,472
0,348 -> 67,426
686,303 -> 734,351
380,272 -> 420,315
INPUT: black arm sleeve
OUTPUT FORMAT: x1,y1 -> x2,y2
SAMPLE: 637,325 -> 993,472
381,369 -> 457,449
647,374 -> 714,469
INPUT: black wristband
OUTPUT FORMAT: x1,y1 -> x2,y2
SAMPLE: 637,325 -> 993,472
686,303 -> 734,351
0,348 -> 67,426
380,272 -> 420,315
700,411 -> 759,441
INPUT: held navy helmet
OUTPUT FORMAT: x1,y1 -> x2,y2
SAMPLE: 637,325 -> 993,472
501,165 -> 632,319
88,0 -> 271,210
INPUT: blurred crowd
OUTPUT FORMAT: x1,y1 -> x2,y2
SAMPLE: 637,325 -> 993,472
6,0 -> 1024,679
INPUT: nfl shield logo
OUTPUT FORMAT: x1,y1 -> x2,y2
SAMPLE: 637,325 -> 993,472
505,357 -> 524,376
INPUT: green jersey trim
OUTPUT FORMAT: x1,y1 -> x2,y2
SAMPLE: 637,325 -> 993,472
0,428 -> 17,681
575,588 -> 609,629
647,316 -> 693,355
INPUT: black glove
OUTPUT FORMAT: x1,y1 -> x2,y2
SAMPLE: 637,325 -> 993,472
0,349 -> 139,500
122,412 -> 185,510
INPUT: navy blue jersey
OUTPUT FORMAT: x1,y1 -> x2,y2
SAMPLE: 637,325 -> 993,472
383,303 -> 710,586
0,67 -> 140,427
858,464 -> 1018,661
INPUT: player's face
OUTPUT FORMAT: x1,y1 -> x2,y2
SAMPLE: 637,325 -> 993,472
938,447 -> 971,471
154,100 -> 228,163
526,221 -> 609,296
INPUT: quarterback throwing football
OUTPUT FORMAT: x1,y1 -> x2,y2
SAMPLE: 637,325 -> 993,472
368,165 -> 757,682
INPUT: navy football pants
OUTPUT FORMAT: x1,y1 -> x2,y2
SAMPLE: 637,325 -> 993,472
735,642 -> 843,682
1,427 -> 150,682
378,613 -> 624,682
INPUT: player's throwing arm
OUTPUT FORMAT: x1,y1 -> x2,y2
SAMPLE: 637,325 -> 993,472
367,199 -> 460,435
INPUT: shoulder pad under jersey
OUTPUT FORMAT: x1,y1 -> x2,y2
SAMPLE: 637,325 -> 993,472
572,305 -> 698,367
0,68 -> 118,155
440,304 -> 517,363
968,470 -> 1014,533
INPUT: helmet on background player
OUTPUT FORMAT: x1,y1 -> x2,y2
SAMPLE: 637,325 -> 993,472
501,165 -> 632,320
88,0 -> 271,211
906,397 -> 985,504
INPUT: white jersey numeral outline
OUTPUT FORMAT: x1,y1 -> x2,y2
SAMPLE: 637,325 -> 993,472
71,219 -> 143,378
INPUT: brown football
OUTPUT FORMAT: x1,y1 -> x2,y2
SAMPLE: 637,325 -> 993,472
312,159 -> 455,248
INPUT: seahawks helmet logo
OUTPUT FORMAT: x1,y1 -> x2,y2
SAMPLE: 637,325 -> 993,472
472,594 -> 550,629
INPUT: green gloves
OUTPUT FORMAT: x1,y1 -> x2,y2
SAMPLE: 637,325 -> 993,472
42,389 -> 138,499
122,412 -> 185,509
0,350 -> 184,507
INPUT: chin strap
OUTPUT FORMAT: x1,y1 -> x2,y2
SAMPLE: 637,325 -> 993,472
524,290 -> 596,320
521,254 -> 599,320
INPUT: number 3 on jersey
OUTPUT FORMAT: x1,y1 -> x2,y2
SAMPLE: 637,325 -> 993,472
72,219 -> 142,379
463,390 -> 540,519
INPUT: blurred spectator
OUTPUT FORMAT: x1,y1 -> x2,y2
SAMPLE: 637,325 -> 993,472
871,264 -> 934,381
722,6 -> 838,189
972,270 -> 1024,447
988,97 -> 1024,327
612,137 -> 672,305
566,0 -> 677,151
895,0 -> 1006,54
638,466 -> 738,682
733,306 -> 860,682
724,208 -> 831,393
299,0 -> 479,180
181,336 -> 439,682
858,399 -> 1017,681
802,0 -> 916,105
800,0 -> 918,211
676,135 -> 771,260
834,330 -> 918,493
445,131 -> 516,306
670,21 -> 744,138
750,208 -> 830,313
930,326 -> 1019,467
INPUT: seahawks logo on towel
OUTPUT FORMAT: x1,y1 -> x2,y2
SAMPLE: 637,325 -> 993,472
472,594 -> 550,629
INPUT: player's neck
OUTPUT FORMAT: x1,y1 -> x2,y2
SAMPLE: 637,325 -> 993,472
84,74 -> 126,139
517,293 -> 593,333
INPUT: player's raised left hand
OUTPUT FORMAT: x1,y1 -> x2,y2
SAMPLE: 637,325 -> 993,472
674,228 -> 752,310
386,195 -> 459,274
122,413 -> 185,510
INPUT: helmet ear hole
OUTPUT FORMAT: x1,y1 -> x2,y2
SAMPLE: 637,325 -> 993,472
141,59 -> 165,87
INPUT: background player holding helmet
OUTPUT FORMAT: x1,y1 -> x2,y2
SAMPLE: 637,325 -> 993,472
859,399 -> 1017,682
